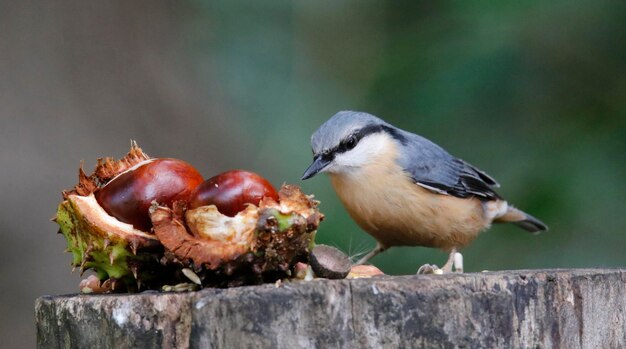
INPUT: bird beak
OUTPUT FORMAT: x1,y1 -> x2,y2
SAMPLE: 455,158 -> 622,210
301,155 -> 330,180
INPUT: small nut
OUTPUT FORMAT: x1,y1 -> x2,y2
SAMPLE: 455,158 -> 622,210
309,245 -> 351,279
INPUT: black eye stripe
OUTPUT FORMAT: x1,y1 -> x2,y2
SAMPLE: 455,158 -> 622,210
336,125 -> 392,154
314,124 -> 407,159
321,152 -> 334,162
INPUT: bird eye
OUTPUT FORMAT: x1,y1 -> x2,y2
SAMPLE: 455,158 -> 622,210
345,135 -> 357,150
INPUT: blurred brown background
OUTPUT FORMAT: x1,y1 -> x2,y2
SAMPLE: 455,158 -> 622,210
1,1 -> 624,347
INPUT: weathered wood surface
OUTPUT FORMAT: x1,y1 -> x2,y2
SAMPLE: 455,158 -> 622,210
36,269 -> 626,349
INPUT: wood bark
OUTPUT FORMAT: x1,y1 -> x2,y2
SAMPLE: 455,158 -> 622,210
36,269 -> 626,349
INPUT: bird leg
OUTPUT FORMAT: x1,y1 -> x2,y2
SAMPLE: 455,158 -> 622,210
441,248 -> 457,273
453,251 -> 464,273
356,242 -> 386,265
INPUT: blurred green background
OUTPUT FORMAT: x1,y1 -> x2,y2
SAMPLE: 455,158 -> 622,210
1,1 -> 624,347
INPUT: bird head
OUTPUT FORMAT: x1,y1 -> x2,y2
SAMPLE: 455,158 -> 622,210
302,111 -> 405,180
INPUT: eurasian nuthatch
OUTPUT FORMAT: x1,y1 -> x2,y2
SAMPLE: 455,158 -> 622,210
302,111 -> 547,273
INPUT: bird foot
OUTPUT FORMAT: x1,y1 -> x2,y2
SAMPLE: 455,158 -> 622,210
417,264 -> 443,275
417,252 -> 464,275
440,251 -> 465,274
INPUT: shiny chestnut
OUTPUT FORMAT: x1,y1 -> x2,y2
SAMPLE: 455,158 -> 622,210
189,170 -> 278,217
95,158 -> 204,231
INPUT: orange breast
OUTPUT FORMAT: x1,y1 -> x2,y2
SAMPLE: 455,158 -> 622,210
329,148 -> 490,251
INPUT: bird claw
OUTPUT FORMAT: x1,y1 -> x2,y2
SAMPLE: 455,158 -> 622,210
417,264 -> 443,275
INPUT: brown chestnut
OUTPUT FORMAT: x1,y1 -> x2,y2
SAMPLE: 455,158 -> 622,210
95,158 -> 203,231
189,170 -> 278,217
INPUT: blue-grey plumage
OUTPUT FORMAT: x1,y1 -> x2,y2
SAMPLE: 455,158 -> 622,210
302,111 -> 547,270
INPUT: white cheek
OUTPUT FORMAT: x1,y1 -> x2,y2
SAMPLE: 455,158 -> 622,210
327,133 -> 392,173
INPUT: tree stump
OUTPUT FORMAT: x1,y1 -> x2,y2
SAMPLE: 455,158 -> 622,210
35,269 -> 626,349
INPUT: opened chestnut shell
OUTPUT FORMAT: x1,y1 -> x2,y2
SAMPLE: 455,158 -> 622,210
95,158 -> 203,231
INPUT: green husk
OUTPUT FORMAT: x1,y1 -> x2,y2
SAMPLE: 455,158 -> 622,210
56,195 -> 167,291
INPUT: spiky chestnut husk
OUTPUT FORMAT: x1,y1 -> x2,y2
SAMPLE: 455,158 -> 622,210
55,143 -> 324,292
56,194 -> 182,291
55,143 -> 184,292
150,185 -> 323,288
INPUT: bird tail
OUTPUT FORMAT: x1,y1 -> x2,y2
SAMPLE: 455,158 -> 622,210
494,205 -> 548,234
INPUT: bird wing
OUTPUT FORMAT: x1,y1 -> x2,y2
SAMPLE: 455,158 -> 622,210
399,135 -> 501,200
